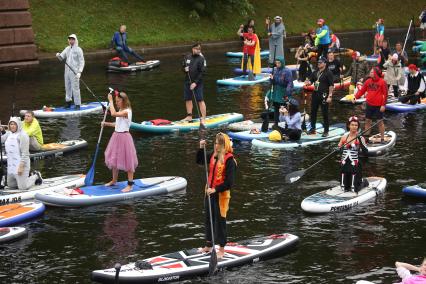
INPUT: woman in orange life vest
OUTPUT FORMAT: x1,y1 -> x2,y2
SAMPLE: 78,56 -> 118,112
196,133 -> 237,259
337,116 -> 368,193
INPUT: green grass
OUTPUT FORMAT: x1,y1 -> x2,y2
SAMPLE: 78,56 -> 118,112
30,0 -> 424,52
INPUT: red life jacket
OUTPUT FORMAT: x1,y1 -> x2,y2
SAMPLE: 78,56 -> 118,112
208,152 -> 234,188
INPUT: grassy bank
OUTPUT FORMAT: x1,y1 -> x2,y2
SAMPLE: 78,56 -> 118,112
30,0 -> 424,52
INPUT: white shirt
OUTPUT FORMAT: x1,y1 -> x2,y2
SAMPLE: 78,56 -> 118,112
115,109 -> 132,132
403,72 -> 425,93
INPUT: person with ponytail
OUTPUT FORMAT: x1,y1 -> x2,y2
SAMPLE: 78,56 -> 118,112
196,133 -> 237,259
103,90 -> 138,193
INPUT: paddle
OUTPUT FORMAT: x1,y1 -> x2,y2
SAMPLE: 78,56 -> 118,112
12,68 -> 18,116
285,118 -> 384,184
84,88 -> 113,186
185,55 -> 217,275
57,56 -> 106,111
402,19 -> 413,54
263,45 -> 277,127
0,126 -> 4,189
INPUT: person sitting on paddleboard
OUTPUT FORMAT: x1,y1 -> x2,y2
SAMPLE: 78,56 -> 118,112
338,116 -> 368,193
277,98 -> 302,141
196,133 -> 237,260
326,51 -> 343,83
182,43 -> 206,123
353,67 -> 388,143
0,117 -> 42,189
395,258 -> 426,283
110,25 -> 145,64
306,56 -> 334,137
237,26 -> 258,81
400,64 -> 426,105
261,56 -> 293,132
103,91 -> 138,193
22,111 -> 44,151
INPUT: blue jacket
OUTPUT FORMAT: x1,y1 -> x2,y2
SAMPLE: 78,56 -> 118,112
267,65 -> 293,103
111,32 -> 127,49
316,25 -> 331,45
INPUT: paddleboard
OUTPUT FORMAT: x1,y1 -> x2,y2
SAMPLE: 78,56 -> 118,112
107,60 -> 160,72
251,124 -> 346,149
233,64 -> 298,75
365,55 -> 380,62
339,94 -> 366,104
91,233 -> 299,284
217,74 -> 270,86
228,121 -> 319,142
35,176 -> 187,207
364,131 -> 397,157
402,185 -> 426,199
0,227 -> 27,243
301,177 -> 387,213
19,102 -> 107,118
0,174 -> 85,205
1,139 -> 87,162
130,113 -> 243,134
304,76 -> 351,92
386,98 -> 426,113
0,202 -> 45,227
225,50 -> 269,58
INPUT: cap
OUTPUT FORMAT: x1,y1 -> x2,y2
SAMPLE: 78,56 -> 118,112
68,34 -> 76,39
288,98 -> 299,107
318,56 -> 327,63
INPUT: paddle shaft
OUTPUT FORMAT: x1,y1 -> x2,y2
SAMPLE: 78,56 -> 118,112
12,68 -> 18,117
265,44 -> 277,110
291,118 -> 385,181
402,19 -> 413,54
186,57 -> 218,274
61,60 -> 106,109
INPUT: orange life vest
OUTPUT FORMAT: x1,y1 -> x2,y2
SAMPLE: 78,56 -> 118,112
207,152 -> 234,218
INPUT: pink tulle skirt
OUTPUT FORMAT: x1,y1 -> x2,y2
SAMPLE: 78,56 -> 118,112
104,132 -> 138,172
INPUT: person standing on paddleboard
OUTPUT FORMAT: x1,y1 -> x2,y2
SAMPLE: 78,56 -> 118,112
306,56 -> 334,137
110,25 -> 145,64
395,258 -> 426,283
326,51 -> 343,83
373,18 -> 385,50
383,53 -> 403,98
353,67 -> 388,143
266,16 -> 286,67
182,43 -> 206,123
56,34 -> 85,110
103,91 -> 138,193
0,117 -> 42,189
261,57 -> 293,132
22,111 -> 44,151
344,51 -> 369,96
314,19 -> 331,59
237,26 -> 260,81
338,116 -> 368,193
197,133 -> 236,260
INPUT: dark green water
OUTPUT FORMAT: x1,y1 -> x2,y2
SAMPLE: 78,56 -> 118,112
0,34 -> 425,284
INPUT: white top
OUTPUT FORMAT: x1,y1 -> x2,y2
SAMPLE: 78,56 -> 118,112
115,109 -> 132,132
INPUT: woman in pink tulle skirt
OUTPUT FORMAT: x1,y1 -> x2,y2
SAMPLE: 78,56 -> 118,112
103,90 -> 138,192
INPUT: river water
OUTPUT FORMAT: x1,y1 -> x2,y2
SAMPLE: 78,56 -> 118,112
0,30 -> 425,283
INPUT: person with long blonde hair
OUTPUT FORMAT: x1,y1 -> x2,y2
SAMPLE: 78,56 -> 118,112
103,90 -> 138,193
196,133 -> 237,259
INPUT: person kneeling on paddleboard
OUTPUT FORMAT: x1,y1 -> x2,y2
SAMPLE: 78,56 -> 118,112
353,67 -> 388,143
276,98 -> 302,141
395,258 -> 426,284
400,64 -> 426,105
338,116 -> 368,193
0,117 -> 42,189
103,91 -> 138,193
22,111 -> 44,151
110,25 -> 145,64
196,133 -> 237,259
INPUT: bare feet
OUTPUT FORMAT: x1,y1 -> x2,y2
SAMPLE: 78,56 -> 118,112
217,247 -> 225,259
121,185 -> 133,193
105,180 -> 116,186
198,246 -> 212,254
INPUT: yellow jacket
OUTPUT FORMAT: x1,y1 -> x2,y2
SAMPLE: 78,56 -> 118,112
23,118 -> 43,145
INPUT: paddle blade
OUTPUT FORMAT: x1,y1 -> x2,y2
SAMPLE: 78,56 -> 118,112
285,169 -> 306,184
199,123 -> 207,140
84,165 -> 95,186
208,249 -> 218,276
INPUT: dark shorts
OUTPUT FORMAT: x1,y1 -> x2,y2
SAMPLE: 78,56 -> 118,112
184,82 -> 204,102
365,104 -> 383,120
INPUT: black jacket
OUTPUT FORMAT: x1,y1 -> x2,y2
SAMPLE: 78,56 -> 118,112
183,53 -> 206,84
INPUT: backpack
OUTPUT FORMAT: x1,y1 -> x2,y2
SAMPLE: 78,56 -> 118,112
109,57 -> 128,67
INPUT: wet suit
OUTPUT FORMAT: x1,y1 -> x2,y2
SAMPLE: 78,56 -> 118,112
111,31 -> 144,63
196,150 -> 236,248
